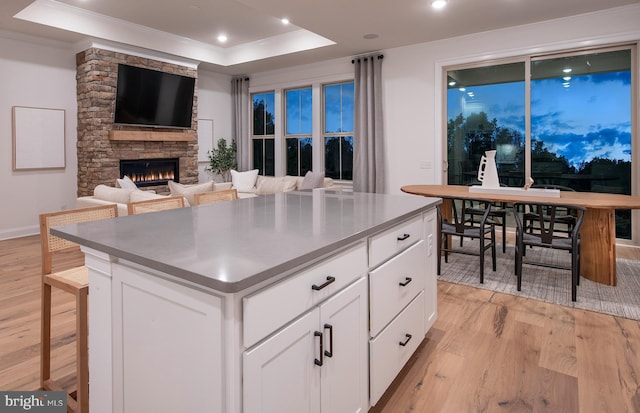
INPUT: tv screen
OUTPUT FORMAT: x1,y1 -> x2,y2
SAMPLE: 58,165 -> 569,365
114,64 -> 195,129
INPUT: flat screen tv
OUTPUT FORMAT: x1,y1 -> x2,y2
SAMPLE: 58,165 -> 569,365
114,64 -> 195,129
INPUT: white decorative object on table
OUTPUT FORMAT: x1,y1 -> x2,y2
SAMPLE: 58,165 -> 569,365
477,150 -> 500,188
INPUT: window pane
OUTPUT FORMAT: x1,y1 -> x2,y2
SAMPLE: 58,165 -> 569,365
286,88 -> 312,135
286,138 -> 298,176
447,63 -> 526,186
325,136 -> 340,179
253,139 -> 264,175
324,85 -> 341,133
341,136 -> 354,180
531,49 -> 632,238
253,92 -> 275,136
341,83 -> 354,133
300,137 -> 313,176
264,139 -> 275,176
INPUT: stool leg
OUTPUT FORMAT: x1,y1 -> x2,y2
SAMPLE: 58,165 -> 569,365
77,287 -> 89,413
41,282 -> 52,389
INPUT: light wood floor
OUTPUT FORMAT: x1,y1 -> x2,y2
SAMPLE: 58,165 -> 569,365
2,235 -> 640,412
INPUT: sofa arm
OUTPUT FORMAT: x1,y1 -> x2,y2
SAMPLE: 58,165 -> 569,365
76,196 -> 129,216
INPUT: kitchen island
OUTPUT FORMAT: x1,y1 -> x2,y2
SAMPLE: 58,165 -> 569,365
53,190 -> 440,413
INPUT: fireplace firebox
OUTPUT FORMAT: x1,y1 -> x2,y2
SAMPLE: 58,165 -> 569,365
120,158 -> 179,187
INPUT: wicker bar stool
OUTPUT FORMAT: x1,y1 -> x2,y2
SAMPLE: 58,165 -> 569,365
193,189 -> 238,205
39,204 -> 118,413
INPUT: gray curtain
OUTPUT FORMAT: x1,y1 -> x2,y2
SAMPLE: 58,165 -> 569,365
353,54 -> 385,193
232,77 -> 250,171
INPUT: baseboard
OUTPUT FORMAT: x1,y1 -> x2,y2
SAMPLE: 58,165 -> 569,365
0,225 -> 39,241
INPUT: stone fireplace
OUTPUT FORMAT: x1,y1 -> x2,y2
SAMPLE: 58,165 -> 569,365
75,48 -> 199,196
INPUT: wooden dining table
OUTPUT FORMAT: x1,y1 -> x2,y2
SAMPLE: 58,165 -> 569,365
401,184 -> 640,286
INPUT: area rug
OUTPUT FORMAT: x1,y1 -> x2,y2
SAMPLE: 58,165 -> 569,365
438,243 -> 640,321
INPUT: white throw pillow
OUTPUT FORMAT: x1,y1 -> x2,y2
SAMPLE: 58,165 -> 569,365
94,185 -> 134,204
116,175 -> 138,190
299,171 -> 325,190
168,180 -> 214,206
256,178 -> 297,195
231,169 -> 259,192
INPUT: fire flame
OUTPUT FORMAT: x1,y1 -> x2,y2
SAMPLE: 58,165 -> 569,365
130,171 -> 175,183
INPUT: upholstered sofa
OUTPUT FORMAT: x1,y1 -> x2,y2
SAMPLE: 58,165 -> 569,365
76,173 -> 339,216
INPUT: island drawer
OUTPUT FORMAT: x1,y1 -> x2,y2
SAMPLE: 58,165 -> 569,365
369,215 -> 423,268
369,240 -> 426,337
369,292 -> 425,406
243,243 -> 367,348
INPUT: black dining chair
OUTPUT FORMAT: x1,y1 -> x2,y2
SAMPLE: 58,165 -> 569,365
522,185 -> 577,237
437,198 -> 496,283
462,187 -> 509,253
513,202 -> 585,301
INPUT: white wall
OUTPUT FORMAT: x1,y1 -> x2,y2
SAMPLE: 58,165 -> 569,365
249,4 -> 640,195
197,70 -> 233,182
0,33 -> 78,240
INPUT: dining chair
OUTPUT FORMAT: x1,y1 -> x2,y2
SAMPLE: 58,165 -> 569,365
437,198 -> 496,283
193,189 -> 238,205
522,185 -> 576,238
463,184 -> 509,253
39,204 -> 119,413
513,202 -> 585,301
127,195 -> 185,215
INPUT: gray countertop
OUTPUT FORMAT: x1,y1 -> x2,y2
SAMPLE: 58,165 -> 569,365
53,191 -> 440,293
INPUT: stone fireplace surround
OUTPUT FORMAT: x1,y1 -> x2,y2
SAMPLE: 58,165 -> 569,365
76,48 -> 199,197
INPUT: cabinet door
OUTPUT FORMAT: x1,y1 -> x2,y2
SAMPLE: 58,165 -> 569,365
320,278 -> 368,413
243,309 -> 321,413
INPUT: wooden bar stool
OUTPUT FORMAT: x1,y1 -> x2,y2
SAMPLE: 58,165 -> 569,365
39,204 -> 118,413
127,195 -> 185,215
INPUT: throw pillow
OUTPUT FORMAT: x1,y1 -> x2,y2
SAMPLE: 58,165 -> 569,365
231,169 -> 259,192
116,175 -> 138,190
94,185 -> 134,204
299,171 -> 325,190
256,178 -> 297,195
168,180 -> 214,206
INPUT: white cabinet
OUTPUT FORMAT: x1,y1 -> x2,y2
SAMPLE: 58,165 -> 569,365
368,210 -> 437,407
243,277 -> 368,413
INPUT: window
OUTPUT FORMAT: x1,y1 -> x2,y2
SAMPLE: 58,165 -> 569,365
285,87 -> 312,176
323,82 -> 354,180
446,45 -> 633,239
252,92 -> 275,176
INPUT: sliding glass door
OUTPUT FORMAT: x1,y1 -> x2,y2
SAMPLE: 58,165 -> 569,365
446,45 -> 634,239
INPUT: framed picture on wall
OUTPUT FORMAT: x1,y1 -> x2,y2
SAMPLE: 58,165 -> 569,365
12,106 -> 66,170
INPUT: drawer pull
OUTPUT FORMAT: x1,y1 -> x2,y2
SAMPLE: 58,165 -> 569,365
399,277 -> 413,287
312,276 -> 336,291
397,233 -> 410,241
399,333 -> 412,347
324,324 -> 334,358
314,331 -> 324,366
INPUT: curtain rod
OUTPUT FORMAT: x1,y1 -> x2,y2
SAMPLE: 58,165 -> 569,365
351,54 -> 384,64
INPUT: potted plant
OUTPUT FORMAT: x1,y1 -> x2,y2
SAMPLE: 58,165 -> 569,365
206,138 -> 237,182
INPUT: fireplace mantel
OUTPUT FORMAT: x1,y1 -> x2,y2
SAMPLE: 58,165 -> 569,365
108,130 -> 196,142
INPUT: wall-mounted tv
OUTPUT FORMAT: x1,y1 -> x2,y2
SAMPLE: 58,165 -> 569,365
114,64 -> 195,129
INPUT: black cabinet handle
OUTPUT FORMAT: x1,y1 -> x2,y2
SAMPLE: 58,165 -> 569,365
324,324 -> 333,358
399,333 -> 412,347
397,233 -> 410,241
312,276 -> 336,291
314,331 -> 323,366
399,277 -> 412,287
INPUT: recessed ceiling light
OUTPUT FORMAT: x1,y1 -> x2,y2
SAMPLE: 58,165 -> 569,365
363,33 -> 379,40
563,76 -> 571,81
432,0 -> 447,9
217,34 -> 227,43
563,68 -> 572,73
448,81 -> 456,86
281,18 -> 290,25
